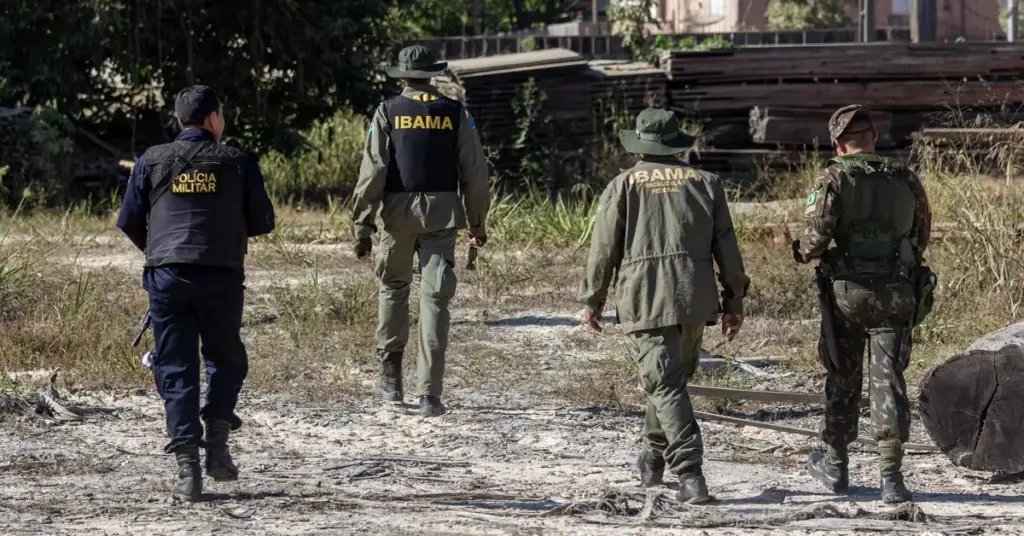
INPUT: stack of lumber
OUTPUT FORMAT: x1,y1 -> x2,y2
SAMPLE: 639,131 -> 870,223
585,59 -> 667,119
433,49 -> 592,145
433,50 -> 666,175
661,43 -> 1024,170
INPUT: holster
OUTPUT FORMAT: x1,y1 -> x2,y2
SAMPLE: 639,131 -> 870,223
815,265 -> 844,374
912,265 -> 937,327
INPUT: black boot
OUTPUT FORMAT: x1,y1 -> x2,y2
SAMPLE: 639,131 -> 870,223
204,419 -> 239,481
879,439 -> 913,504
676,467 -> 714,504
172,445 -> 202,502
807,445 -> 849,493
376,351 -> 403,403
418,395 -> 446,417
636,449 -> 665,488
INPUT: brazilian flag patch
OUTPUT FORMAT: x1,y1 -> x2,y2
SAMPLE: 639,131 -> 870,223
806,191 -> 817,206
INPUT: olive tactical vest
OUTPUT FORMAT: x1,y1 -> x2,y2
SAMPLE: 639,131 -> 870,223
383,94 -> 462,193
144,140 -> 248,271
825,153 -> 918,277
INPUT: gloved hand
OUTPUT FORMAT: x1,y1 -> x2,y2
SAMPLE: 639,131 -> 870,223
791,240 -> 804,264
354,237 -> 373,259
469,233 -> 487,248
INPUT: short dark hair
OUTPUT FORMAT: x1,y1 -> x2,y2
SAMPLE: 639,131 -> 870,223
174,85 -> 221,126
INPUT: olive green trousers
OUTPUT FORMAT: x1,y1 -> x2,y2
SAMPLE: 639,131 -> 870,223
374,228 -> 458,397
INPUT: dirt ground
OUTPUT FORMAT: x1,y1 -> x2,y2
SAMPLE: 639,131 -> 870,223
2,235 -> 1024,535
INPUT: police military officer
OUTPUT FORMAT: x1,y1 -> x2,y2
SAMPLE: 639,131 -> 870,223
794,105 -> 931,504
116,85 -> 276,502
579,108 -> 750,504
351,46 -> 491,416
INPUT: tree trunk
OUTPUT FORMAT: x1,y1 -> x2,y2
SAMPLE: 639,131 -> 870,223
918,338 -> 1024,473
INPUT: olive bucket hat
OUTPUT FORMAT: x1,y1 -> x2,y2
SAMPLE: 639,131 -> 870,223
828,104 -> 875,142
387,45 -> 448,79
619,108 -> 696,156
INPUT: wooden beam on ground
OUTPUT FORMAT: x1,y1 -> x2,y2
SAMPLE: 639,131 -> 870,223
694,411 -> 938,452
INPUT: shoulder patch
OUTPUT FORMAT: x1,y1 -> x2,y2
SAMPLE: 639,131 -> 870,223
806,190 -> 818,206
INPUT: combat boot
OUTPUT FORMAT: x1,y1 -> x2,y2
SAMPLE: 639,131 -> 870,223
171,444 -> 202,502
879,439 -> 913,504
636,449 -> 665,488
676,468 -> 714,504
376,351 -> 403,403
204,419 -> 239,481
418,395 -> 446,417
807,445 -> 849,493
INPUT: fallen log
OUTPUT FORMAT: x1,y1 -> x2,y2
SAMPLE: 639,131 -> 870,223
918,344 -> 1024,472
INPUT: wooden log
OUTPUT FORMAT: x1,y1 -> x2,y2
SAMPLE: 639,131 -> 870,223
918,345 -> 1024,473
749,107 -> 893,147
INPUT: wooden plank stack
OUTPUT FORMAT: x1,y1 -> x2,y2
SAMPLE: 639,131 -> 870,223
433,49 -> 593,145
661,42 -> 1024,170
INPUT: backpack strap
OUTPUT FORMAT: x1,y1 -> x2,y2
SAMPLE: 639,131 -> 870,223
149,141 -> 206,208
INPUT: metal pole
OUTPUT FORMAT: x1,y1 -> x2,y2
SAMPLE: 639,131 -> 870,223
593,0 -> 600,35
1010,0 -> 1020,42
859,0 -> 875,42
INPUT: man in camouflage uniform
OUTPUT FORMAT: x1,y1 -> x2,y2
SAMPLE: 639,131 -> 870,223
794,105 -> 931,504
352,46 -> 491,416
580,108 -> 750,504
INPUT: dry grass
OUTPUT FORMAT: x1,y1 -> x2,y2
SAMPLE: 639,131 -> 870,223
3,134 -> 1024,409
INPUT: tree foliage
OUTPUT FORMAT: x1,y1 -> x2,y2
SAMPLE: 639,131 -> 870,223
765,0 -> 853,31
0,1 -> 404,155
609,0 -> 659,60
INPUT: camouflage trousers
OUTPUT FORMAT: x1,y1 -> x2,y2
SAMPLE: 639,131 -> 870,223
819,276 -> 916,449
631,324 -> 706,476
375,228 -> 458,397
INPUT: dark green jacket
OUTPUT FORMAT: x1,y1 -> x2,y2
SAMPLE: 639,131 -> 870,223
579,158 -> 750,333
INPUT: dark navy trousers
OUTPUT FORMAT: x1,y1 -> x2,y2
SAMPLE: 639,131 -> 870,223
144,265 -> 248,453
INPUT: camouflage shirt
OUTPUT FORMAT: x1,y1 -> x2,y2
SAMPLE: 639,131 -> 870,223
798,152 -> 931,266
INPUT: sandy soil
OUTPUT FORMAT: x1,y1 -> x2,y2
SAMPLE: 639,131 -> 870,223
3,309 -> 1024,535
2,236 -> 1023,535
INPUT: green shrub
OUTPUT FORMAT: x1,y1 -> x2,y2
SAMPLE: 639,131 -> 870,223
260,110 -> 368,206
0,106 -> 75,207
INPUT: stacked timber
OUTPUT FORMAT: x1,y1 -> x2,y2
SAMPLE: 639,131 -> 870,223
433,50 -> 666,176
661,43 -> 1024,171
585,59 -> 667,119
433,49 -> 592,144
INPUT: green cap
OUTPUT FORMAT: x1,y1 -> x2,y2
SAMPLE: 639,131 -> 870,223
619,108 -> 695,156
386,45 -> 448,79
828,104 -> 874,142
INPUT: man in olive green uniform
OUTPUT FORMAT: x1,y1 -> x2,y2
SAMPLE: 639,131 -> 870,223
580,108 -> 750,504
352,46 -> 491,416
794,105 -> 931,504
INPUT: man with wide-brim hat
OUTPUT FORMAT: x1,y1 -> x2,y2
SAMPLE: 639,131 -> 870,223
793,103 -> 931,504
351,45 -> 491,417
579,107 -> 750,504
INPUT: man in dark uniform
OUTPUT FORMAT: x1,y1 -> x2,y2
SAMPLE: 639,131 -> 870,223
352,46 -> 490,416
794,104 -> 931,504
116,85 -> 275,502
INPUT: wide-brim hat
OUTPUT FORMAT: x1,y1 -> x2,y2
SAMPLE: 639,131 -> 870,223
619,108 -> 696,155
387,45 -> 448,79
828,104 -> 874,142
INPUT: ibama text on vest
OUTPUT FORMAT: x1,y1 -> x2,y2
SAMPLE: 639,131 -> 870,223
394,115 -> 454,130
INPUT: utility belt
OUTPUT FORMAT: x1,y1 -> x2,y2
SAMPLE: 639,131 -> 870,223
824,251 -> 912,281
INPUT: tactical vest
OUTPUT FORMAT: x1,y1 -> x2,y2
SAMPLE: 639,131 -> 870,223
144,140 -> 248,271
383,94 -> 461,193
825,153 -> 918,278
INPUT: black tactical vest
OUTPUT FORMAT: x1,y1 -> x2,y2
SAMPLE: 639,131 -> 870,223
826,153 -> 917,277
143,140 -> 248,271
383,94 -> 461,193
